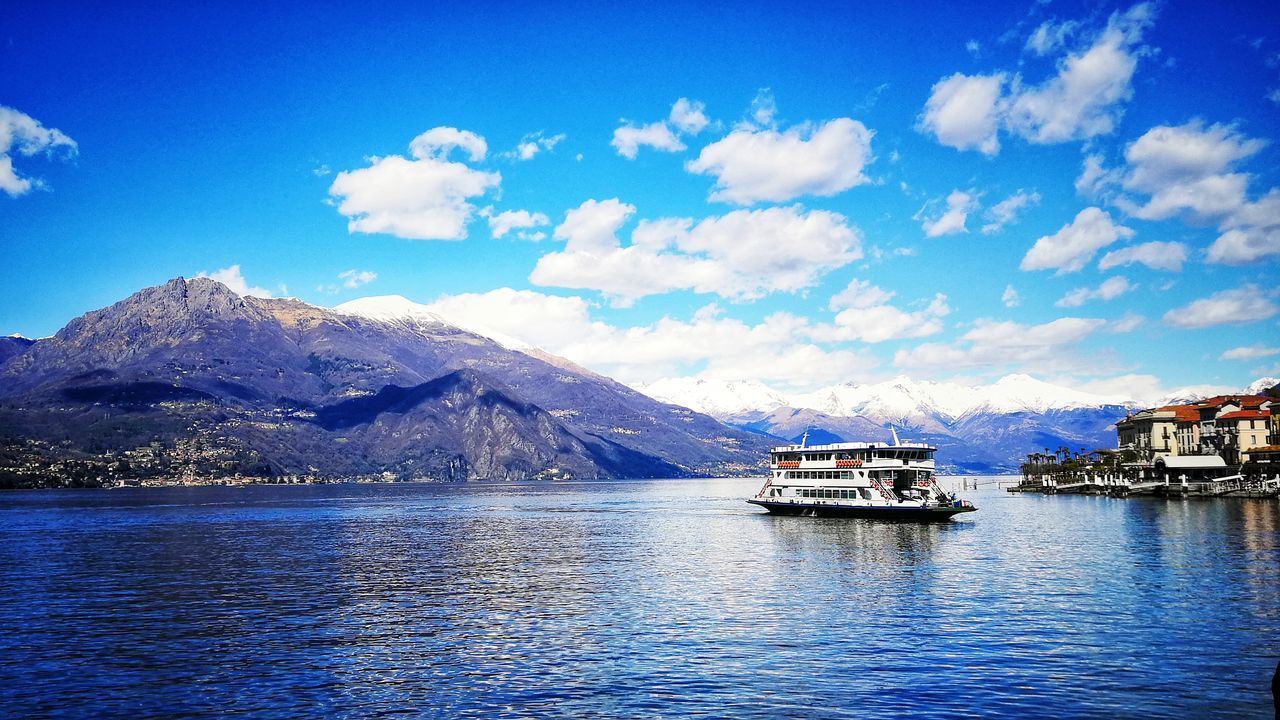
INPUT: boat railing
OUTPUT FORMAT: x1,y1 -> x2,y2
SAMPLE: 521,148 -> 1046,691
869,476 -> 897,502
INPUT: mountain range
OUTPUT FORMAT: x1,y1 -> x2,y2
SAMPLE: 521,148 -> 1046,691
2,278 -> 1273,486
0,278 -> 769,486
634,374 -> 1277,473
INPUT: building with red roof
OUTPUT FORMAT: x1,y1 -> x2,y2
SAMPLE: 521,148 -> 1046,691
1118,395 -> 1273,465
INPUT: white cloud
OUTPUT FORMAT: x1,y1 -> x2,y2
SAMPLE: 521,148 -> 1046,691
920,4 -> 1153,154
486,208 -> 551,239
819,279 -> 950,343
198,265 -> 273,298
318,269 -> 378,294
1163,285 -> 1279,329
669,98 -> 710,135
828,278 -> 895,311
1075,153 -> 1123,198
423,288 -> 876,390
894,316 -> 1107,372
510,132 -> 566,161
1073,374 -> 1235,406
338,269 -> 377,289
426,288 -> 606,353
611,121 -> 685,159
1005,5 -> 1152,143
1026,19 -> 1079,56
1122,120 -> 1266,196
687,117 -> 874,204
962,317 -> 1105,347
1130,174 -> 1251,221
1097,240 -> 1187,272
1091,120 -> 1280,265
1002,285 -> 1020,308
553,198 -> 636,254
749,88 -> 778,126
918,189 -> 978,237
918,72 -> 1006,156
611,98 -> 712,159
1207,226 -> 1280,264
1020,207 -> 1134,274
829,297 -> 950,344
981,190 -> 1040,234
1219,345 -> 1280,361
0,105 -> 78,197
408,127 -> 488,162
1206,189 -> 1280,264
1108,312 -> 1144,333
531,201 -> 862,305
328,127 -> 501,241
1055,276 -> 1134,307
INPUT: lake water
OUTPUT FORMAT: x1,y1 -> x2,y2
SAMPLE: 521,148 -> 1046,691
0,478 -> 1277,718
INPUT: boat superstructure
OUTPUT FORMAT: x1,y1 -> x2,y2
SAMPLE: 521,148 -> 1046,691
747,435 -> 976,521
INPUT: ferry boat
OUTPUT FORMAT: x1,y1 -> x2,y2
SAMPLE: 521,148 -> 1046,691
747,432 -> 977,521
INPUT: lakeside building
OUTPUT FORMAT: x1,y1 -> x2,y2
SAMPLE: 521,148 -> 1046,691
1021,393 -> 1279,498
1116,395 -> 1274,464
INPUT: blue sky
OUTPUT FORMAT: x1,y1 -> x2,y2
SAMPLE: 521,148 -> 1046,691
3,0 -> 1279,399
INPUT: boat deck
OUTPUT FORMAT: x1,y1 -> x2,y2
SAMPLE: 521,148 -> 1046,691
747,498 -> 976,522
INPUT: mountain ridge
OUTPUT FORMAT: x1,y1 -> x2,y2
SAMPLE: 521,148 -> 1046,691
0,277 -> 770,487
634,375 -> 1273,473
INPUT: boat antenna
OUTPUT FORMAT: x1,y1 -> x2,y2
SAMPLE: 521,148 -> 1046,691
800,430 -> 809,448
890,426 -> 900,446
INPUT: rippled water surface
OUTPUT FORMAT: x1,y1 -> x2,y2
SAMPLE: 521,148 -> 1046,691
1,478 -> 1277,718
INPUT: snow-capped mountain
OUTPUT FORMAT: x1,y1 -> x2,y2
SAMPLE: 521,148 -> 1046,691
790,376 -> 981,425
959,374 -> 1133,415
633,377 -> 791,418
632,373 -> 1274,474
638,373 -> 1135,424
1245,377 -> 1279,396
634,374 -> 1140,473
333,295 -> 535,352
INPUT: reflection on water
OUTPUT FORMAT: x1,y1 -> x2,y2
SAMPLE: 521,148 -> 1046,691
0,478 -> 1276,718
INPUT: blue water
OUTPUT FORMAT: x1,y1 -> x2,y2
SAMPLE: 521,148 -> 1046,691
0,478 -> 1277,718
